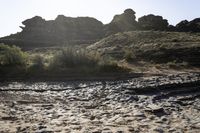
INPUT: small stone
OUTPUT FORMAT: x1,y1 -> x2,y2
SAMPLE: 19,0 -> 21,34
128,127 -> 135,132
116,131 -> 124,133
161,116 -> 168,122
90,115 -> 96,120
133,112 -> 146,118
115,117 -> 125,124
145,104 -> 166,116
38,125 -> 47,130
92,129 -> 102,133
153,127 -> 164,133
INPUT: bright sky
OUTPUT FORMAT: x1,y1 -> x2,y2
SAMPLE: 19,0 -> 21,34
0,0 -> 200,37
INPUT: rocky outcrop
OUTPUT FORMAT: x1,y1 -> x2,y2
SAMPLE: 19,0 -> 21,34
176,18 -> 200,32
1,15 -> 105,48
104,9 -> 139,35
138,14 -> 169,31
1,9 -> 200,49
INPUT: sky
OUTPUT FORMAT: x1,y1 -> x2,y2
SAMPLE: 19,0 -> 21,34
0,0 -> 200,37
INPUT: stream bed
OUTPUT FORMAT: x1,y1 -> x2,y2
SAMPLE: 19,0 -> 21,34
0,73 -> 200,133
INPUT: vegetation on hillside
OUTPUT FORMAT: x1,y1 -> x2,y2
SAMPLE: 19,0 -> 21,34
0,44 -> 129,79
0,30 -> 200,79
88,31 -> 200,67
0,44 -> 27,66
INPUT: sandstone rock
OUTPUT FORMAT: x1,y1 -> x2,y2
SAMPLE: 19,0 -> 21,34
104,9 -> 139,35
1,15 -> 105,48
176,18 -> 200,32
138,14 -> 169,31
176,20 -> 189,32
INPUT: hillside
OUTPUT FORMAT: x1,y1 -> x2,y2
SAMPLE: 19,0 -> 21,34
87,31 -> 200,67
0,9 -> 200,77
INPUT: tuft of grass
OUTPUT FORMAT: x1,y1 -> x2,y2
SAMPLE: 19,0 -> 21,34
123,49 -> 136,62
98,60 -> 128,73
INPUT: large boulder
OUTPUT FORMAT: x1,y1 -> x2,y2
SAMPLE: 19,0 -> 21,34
104,9 -> 139,35
138,14 -> 169,31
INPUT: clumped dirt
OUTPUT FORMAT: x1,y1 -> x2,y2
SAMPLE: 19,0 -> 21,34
0,73 -> 200,133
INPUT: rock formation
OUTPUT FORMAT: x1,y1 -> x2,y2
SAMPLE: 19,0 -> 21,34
1,9 -> 200,48
1,15 -> 105,48
176,18 -> 200,32
104,9 -> 139,35
138,14 -> 169,31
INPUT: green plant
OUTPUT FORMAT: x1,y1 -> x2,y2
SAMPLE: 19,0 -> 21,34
48,47 -> 128,74
28,55 -> 45,74
31,55 -> 45,68
167,60 -> 189,69
49,48 -> 99,68
0,44 -> 27,66
98,60 -> 127,72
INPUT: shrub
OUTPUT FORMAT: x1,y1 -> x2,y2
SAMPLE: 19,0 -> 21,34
0,44 -> 27,66
31,55 -> 45,68
167,61 -> 189,69
49,48 -> 99,68
28,55 -> 45,73
124,49 -> 136,61
98,60 -> 127,73
48,47 -> 129,74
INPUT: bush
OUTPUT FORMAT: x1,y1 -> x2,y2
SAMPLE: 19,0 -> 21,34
48,47 -> 128,74
28,55 -> 45,73
98,60 -> 127,73
0,44 -> 27,66
167,61 -> 189,69
124,49 -> 136,62
31,55 -> 45,68
49,48 -> 99,68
